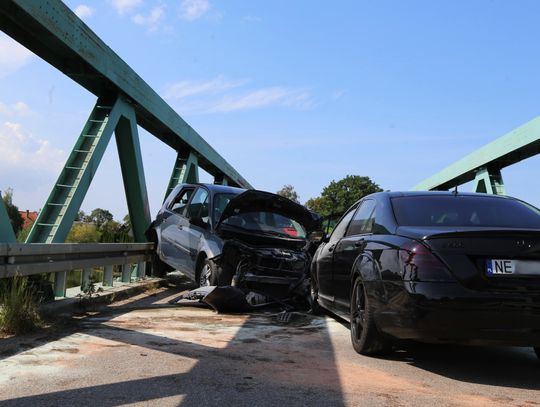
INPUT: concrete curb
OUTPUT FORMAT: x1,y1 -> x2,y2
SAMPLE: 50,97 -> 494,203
40,278 -> 167,317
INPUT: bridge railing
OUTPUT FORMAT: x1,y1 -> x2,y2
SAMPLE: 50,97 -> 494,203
0,243 -> 154,298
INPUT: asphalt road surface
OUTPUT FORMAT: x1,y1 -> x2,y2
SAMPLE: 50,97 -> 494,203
0,284 -> 539,407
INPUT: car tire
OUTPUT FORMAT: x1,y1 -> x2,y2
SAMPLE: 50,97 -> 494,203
309,273 -> 322,315
534,347 -> 540,360
350,277 -> 392,356
197,259 -> 218,287
151,250 -> 173,278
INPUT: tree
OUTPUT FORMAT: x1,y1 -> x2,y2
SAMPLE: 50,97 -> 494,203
305,175 -> 383,218
89,208 -> 113,228
276,184 -> 300,203
2,188 -> 24,234
66,223 -> 101,243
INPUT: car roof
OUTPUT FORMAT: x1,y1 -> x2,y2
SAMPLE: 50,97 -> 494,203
181,183 -> 246,195
364,190 -> 515,200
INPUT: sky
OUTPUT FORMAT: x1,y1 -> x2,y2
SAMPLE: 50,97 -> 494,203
2,0 -> 540,220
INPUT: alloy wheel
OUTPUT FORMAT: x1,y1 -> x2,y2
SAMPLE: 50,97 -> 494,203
351,281 -> 366,341
199,263 -> 212,287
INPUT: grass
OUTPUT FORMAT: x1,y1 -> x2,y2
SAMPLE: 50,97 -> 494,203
0,276 -> 41,335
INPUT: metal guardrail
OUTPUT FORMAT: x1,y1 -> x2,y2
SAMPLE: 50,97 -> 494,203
0,243 -> 154,297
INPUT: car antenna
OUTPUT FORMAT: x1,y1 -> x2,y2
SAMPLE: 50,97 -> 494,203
452,185 -> 458,196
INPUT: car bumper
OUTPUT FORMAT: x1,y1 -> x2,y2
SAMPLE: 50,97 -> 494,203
375,281 -> 540,346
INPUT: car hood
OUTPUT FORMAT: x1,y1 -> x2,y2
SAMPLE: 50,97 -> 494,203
216,189 -> 320,233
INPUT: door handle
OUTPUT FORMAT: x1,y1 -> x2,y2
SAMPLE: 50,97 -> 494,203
354,239 -> 365,248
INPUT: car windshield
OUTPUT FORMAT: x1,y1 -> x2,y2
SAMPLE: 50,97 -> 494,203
221,211 -> 307,238
213,193 -> 239,224
392,196 -> 540,228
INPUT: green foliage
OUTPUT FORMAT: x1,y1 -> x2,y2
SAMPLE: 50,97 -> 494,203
66,223 -> 101,243
16,219 -> 34,242
90,208 -> 113,228
0,276 -> 41,335
276,184 -> 300,203
305,175 -> 383,218
2,188 -> 24,234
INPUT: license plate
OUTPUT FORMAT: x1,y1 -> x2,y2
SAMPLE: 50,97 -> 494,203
486,259 -> 540,276
486,259 -> 515,275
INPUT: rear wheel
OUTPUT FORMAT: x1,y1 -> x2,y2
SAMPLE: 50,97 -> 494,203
151,251 -> 173,277
350,277 -> 392,355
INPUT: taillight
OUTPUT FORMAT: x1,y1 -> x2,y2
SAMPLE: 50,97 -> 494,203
399,241 -> 452,281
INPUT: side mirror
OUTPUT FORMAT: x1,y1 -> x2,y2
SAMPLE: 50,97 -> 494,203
190,216 -> 209,229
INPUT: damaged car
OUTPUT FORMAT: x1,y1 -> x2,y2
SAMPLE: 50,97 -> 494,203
146,183 -> 321,307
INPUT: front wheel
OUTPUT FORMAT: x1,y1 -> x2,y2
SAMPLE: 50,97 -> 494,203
309,273 -> 322,315
198,259 -> 218,287
350,277 -> 392,355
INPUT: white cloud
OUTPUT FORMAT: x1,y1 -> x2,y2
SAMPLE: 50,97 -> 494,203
0,33 -> 33,78
179,0 -> 210,21
111,0 -> 142,15
0,122 -> 65,174
132,6 -> 165,31
0,101 -> 31,117
74,5 -> 94,19
164,76 -> 248,100
208,87 -> 313,113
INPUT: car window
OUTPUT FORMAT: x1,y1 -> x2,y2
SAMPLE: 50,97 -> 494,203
328,207 -> 356,243
213,193 -> 239,224
347,200 -> 376,236
168,188 -> 194,215
392,196 -> 540,228
186,188 -> 209,223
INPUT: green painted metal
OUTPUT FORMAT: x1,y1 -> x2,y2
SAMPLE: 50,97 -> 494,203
0,196 -> 16,243
0,0 -> 252,189
115,113 -> 151,243
27,98 -> 122,244
164,151 -> 199,201
473,168 -> 506,195
213,174 -> 229,186
413,116 -> 540,192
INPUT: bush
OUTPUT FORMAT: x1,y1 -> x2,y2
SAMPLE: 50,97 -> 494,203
0,276 -> 41,335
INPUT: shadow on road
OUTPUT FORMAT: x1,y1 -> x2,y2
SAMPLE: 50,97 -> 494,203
0,279 -> 347,407
388,341 -> 540,390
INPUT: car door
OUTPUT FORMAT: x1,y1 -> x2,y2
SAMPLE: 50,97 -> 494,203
316,207 -> 357,304
332,199 -> 376,312
183,187 -> 210,276
159,187 -> 194,272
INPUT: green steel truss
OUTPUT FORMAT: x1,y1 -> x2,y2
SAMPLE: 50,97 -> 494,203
0,0 -> 252,190
0,197 -> 16,243
27,97 -> 150,244
413,116 -> 540,194
164,150 -> 200,201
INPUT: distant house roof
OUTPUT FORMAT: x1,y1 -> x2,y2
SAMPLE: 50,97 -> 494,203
19,210 -> 38,229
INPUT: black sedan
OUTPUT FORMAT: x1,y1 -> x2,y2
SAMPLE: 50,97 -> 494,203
310,191 -> 540,357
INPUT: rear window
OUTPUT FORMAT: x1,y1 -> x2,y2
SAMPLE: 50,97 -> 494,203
391,196 -> 540,228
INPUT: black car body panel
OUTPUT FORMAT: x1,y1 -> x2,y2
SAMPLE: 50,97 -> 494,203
312,191 -> 540,347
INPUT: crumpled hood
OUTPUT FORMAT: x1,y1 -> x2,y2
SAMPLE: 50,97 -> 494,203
217,189 -> 320,233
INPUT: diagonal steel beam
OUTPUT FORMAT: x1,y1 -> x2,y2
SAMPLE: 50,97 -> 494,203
0,195 -> 16,243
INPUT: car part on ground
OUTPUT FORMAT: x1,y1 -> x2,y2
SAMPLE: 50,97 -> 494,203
311,191 -> 540,359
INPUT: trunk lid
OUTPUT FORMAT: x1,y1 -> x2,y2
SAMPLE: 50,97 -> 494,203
397,226 -> 540,291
